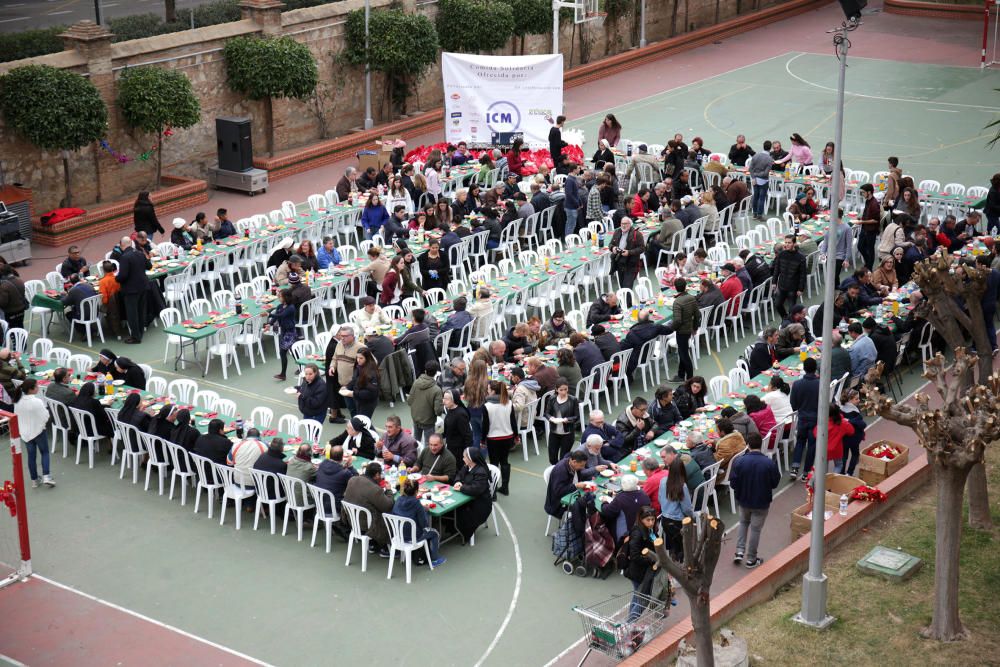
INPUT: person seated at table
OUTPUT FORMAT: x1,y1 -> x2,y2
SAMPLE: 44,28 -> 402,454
587,293 -> 622,327
555,349 -> 583,389
252,437 -> 288,477
92,350 -> 120,377
357,166 -> 378,192
863,317 -> 898,375
824,328 -> 853,382
742,394 -> 777,440
284,272 -> 312,308
775,322 -> 807,359
169,217 -> 194,250
575,434 -> 618,478
787,192 -> 813,223
648,385 -> 682,437
60,273 -> 96,326
615,397 -> 655,452
267,237 -> 295,269
317,236 -> 343,270
133,231 -> 156,258
188,212 -> 215,242
60,245 -> 89,278
352,295 -> 391,330
0,272 -> 26,334
168,408 -> 200,453
543,449 -> 594,519
213,208 -> 237,240
394,308 -> 431,349
409,432 -> 457,484
390,477 -> 447,567
437,358 -> 466,394
621,309 -> 672,379
451,446 -> 493,544
541,310 -> 576,345
683,248 -> 710,276
294,240 -> 320,273
147,404 -> 176,440
113,356 -> 146,390
274,254 -> 304,287
328,417 -> 377,460
501,323 -> 534,362
314,445 -> 356,532
335,166 -> 359,202
382,206 -> 409,248
673,376 -> 707,419
589,324 -> 620,363
344,461 -> 394,557
117,391 -> 150,432
747,327 -> 779,378
714,416 -> 750,473
109,235 -> 131,261
647,206 -> 684,268
581,409 -> 626,459
284,443 -> 317,503
227,428 -> 266,487
871,254 -> 899,293
780,304 -> 815,343
696,278 -> 725,310
601,474 -> 652,544
437,296 -> 471,334
45,367 -> 76,410
524,355 -> 559,394
362,327 -> 394,366
528,182 -> 550,213
376,415 -> 418,466
70,382 -> 113,439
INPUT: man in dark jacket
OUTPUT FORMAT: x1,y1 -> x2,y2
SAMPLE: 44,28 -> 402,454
297,364 -> 327,423
670,278 -> 701,382
863,317 -> 898,374
315,445 -> 358,513
563,164 -> 582,236
363,329 -> 395,364
344,462 -> 395,555
838,269 -> 883,308
615,397 -> 654,453
771,234 -> 807,319
788,357 -> 820,480
648,386 -> 682,437
253,439 -> 289,475
740,249 -> 771,286
747,327 -> 779,378
58,273 -> 96,326
696,279 -> 726,310
543,450 -> 593,519
587,293 -> 622,327
592,324 -> 620,361
59,245 -> 89,279
193,419 -> 232,465
570,334 -> 604,378
115,240 -> 152,343
581,410 -> 626,460
609,217 -> 645,289
621,310 -> 672,379
729,432 -> 780,567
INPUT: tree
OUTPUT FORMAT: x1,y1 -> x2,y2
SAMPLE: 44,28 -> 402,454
116,66 -> 201,188
436,0 -> 514,54
344,8 -> 439,118
165,0 -> 176,22
603,0 -> 632,55
644,515 -> 725,666
500,0 -> 551,54
223,36 -> 318,156
862,253 -> 1000,641
0,65 -> 107,207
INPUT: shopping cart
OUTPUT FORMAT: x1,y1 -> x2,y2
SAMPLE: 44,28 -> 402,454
571,591 -> 668,665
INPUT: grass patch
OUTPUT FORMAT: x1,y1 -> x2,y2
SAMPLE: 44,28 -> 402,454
726,447 -> 1000,665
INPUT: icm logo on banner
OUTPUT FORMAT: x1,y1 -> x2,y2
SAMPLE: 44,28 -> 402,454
485,101 -> 520,133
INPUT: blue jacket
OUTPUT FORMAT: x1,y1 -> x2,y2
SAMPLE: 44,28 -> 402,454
658,478 -> 693,520
361,205 -> 390,235
441,309 -> 473,333
392,494 -> 430,542
789,372 -> 820,427
214,219 -> 236,240
842,405 -> 867,452
314,459 -> 357,512
581,423 -> 625,460
317,245 -> 343,269
268,303 -> 297,335
730,450 -> 780,510
564,176 -> 581,210
573,340 -> 604,377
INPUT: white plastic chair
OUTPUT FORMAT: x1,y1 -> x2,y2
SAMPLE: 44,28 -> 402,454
250,406 -> 274,429
251,469 -> 287,534
193,389 -> 220,412
140,433 -> 171,495
166,441 -> 195,506
190,452 -> 223,518
342,500 -> 372,572
67,296 -> 105,346
45,398 -> 72,458
168,378 -> 198,405
309,484 -> 341,553
383,514 -> 435,583
69,407 -> 103,468
280,474 -> 316,541
543,465 -> 556,536
708,375 -> 730,402
204,325 -> 243,379
216,463 -> 256,530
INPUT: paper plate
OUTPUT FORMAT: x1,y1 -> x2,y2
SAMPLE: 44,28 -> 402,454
112,380 -> 125,386
198,419 -> 210,426
283,387 -> 298,395
600,469 -> 615,477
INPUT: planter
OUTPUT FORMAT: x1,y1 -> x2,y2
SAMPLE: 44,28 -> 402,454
858,441 -> 909,486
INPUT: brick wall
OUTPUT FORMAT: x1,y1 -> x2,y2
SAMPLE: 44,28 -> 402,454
0,0 -> 792,214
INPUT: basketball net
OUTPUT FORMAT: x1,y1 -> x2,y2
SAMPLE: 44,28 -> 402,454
983,0 -> 1000,68
0,411 -> 32,590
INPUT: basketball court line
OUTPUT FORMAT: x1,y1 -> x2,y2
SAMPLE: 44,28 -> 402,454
473,504 -> 523,667
30,573 -> 274,667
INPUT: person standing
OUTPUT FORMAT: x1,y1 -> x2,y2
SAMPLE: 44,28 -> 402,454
770,234 -> 807,320
788,357 -> 821,480
13,379 -> 54,488
115,238 -> 152,344
0,264 -> 27,330
609,216 -> 645,289
406,360 -> 443,446
670,278 -> 701,383
748,140 -> 773,221
482,380 -> 517,496
548,115 -> 568,172
857,184 -> 881,270
296,363 -> 328,424
265,289 -> 297,382
657,456 -> 693,562
324,325 -> 361,424
132,191 -> 164,240
626,506 -> 659,621
729,432 -> 780,569
563,163 -> 582,237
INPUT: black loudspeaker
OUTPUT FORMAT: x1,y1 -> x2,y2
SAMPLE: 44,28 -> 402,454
216,116 -> 253,172
838,0 -> 866,20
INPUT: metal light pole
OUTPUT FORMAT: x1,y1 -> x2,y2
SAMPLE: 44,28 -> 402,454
93,0 -> 104,25
792,15 -> 859,630
639,0 -> 647,47
363,0 -> 374,131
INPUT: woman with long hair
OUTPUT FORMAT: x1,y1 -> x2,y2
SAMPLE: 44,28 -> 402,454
295,239 -> 320,273
435,197 -> 453,228
871,253 -> 899,293
386,175 -> 414,216
463,358 -> 489,450
133,191 -> 165,239
417,238 -> 450,291
361,193 -> 390,240
478,152 -> 495,181
544,379 -> 579,464
506,137 -> 526,177
673,375 -> 707,418
266,288 -> 297,381
13,379 -> 53,488
626,506 -> 659,621
763,375 -> 793,426
598,113 -> 622,148
555,348 -> 583,389
453,447 -> 493,543
658,456 -> 692,561
343,347 -> 379,417
411,172 -> 428,206
425,158 -> 443,200
820,141 -> 836,174
774,132 -> 813,167
482,380 -> 517,495
379,255 -> 406,306
442,388 -> 473,464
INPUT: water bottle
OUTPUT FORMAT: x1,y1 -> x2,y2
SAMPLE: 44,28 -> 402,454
235,295 -> 243,316
598,232 -> 605,248
96,374 -> 105,395
839,494 -> 848,516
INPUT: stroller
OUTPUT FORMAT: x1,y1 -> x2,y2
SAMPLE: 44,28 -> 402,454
553,492 -> 619,579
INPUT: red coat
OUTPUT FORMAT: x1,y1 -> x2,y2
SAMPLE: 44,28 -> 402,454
506,149 -> 524,176
642,469 -> 668,514
720,275 -> 743,315
813,418 -> 855,461
630,194 -> 648,218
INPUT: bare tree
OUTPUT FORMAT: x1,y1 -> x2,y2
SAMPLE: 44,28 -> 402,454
643,515 -> 725,666
863,351 -> 999,641
165,0 -> 177,23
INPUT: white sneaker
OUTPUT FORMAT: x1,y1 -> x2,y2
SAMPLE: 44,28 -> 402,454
31,479 -> 39,488
43,475 -> 56,487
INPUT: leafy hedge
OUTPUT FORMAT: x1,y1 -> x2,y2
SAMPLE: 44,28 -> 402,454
437,0 -> 514,53
223,35 -> 318,101
0,65 -> 107,151
501,0 -> 552,38
0,26 -> 66,64
108,0 -> 241,43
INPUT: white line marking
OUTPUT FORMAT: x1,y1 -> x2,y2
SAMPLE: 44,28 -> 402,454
472,505 -> 522,667
0,654 -> 28,667
926,109 -> 960,113
46,10 -> 72,15
31,574 -> 274,667
0,16 -> 29,23
103,2 -> 119,6
784,53 -> 1000,111
6,3 -> 25,7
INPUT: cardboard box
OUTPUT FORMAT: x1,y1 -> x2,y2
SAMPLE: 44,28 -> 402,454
791,495 -> 840,540
858,441 -> 909,485
379,135 -> 402,154
357,151 -> 382,174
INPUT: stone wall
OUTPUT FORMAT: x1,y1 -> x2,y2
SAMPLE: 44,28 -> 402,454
0,0 -> 791,214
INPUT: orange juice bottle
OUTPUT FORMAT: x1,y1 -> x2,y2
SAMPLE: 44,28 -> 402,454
629,459 -> 637,473
105,372 -> 114,395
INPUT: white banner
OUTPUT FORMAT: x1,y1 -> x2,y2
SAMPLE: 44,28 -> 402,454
441,52 -> 564,148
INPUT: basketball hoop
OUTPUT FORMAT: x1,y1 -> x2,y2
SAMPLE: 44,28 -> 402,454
983,0 -> 1000,68
574,0 -> 605,23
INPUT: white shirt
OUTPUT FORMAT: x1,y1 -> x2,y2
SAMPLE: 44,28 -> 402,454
763,390 -> 793,424
14,394 -> 49,442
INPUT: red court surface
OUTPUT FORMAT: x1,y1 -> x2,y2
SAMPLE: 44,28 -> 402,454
0,576 -> 267,667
